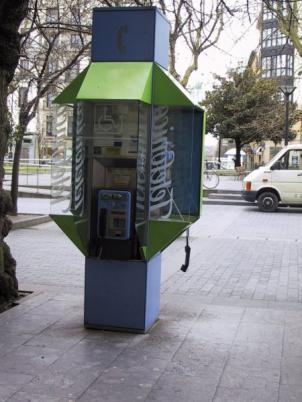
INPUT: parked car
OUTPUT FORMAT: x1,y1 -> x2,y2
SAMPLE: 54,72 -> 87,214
242,144 -> 302,212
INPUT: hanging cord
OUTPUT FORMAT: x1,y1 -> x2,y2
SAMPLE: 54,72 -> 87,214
181,228 -> 191,272
180,106 -> 194,273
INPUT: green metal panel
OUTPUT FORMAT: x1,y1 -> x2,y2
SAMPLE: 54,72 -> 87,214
54,62 -> 153,104
145,220 -> 191,260
54,61 -> 204,108
54,67 -> 89,104
200,110 -> 207,212
50,215 -> 89,256
153,64 -> 202,108
77,62 -> 153,102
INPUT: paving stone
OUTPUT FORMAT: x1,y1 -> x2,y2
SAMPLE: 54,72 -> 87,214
213,384 -> 279,402
283,328 -> 302,358
145,373 -> 217,402
23,332 -> 84,351
49,340 -> 122,374
280,356 -> 302,385
172,340 -> 229,367
96,363 -> 164,388
278,384 -> 302,402
0,312 -> 59,335
228,341 -> 282,370
235,323 -> 284,345
7,392 -> 73,402
0,371 -> 34,401
0,333 -> 33,358
0,345 -> 60,376
241,308 -> 285,326
78,383 -> 151,402
122,334 -> 182,360
219,363 -> 280,389
18,366 -> 101,400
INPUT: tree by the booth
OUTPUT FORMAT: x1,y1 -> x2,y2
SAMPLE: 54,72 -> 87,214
202,68 -> 297,167
9,0 -> 237,214
9,0 -> 91,214
0,0 -> 28,303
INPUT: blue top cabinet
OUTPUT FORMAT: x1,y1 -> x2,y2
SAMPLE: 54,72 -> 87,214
91,7 -> 170,69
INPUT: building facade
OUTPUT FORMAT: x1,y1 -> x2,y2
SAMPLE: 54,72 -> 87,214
8,0 -> 91,162
256,1 -> 302,165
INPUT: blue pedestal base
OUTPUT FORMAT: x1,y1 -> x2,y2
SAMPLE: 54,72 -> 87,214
84,254 -> 161,333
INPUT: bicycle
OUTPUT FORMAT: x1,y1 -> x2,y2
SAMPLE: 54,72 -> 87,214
203,169 -> 220,189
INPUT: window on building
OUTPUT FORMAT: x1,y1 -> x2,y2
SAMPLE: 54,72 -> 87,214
261,57 -> 271,78
263,1 -> 287,21
65,70 -> 70,82
270,147 -> 282,159
46,115 -> 53,136
70,34 -> 80,48
261,54 -> 293,78
48,32 -> 59,47
70,6 -> 80,23
46,8 -> 58,23
46,92 -> 54,108
18,87 -> 27,107
263,8 -> 274,21
48,60 -> 58,74
262,27 -> 289,48
67,115 -> 73,137
65,63 -> 79,82
20,58 -> 30,71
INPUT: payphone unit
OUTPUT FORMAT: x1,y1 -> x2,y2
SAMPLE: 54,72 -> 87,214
97,190 -> 132,241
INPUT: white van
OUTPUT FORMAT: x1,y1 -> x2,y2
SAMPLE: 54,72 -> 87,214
242,144 -> 302,212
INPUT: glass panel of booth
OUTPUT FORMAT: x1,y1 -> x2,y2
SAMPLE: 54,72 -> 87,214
149,105 -> 202,224
51,104 -> 73,215
50,103 -> 90,256
51,101 -> 152,260
90,101 -> 140,257
135,102 -> 151,251
50,101 -> 203,260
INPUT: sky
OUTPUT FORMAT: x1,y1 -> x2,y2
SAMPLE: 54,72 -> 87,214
175,4 -> 262,145
177,2 -> 259,100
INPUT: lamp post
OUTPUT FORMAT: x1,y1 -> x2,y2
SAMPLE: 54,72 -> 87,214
218,136 -> 221,169
279,85 -> 296,146
214,123 -> 221,169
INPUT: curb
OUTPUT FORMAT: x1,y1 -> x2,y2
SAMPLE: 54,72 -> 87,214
203,189 -> 243,196
11,215 -> 51,230
203,199 -> 255,206
18,191 -> 50,199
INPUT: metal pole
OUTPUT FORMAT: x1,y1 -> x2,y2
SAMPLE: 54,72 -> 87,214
218,136 -> 221,169
284,92 -> 289,146
279,85 -> 296,147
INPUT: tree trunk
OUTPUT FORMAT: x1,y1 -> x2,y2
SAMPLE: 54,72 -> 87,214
11,134 -> 23,214
0,70 -> 18,302
0,69 -> 17,302
235,139 -> 241,167
0,0 -> 28,302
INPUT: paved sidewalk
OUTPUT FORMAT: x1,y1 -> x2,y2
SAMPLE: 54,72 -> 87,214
2,204 -> 302,401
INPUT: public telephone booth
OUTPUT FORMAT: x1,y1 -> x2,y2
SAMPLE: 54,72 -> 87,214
51,7 -> 205,332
